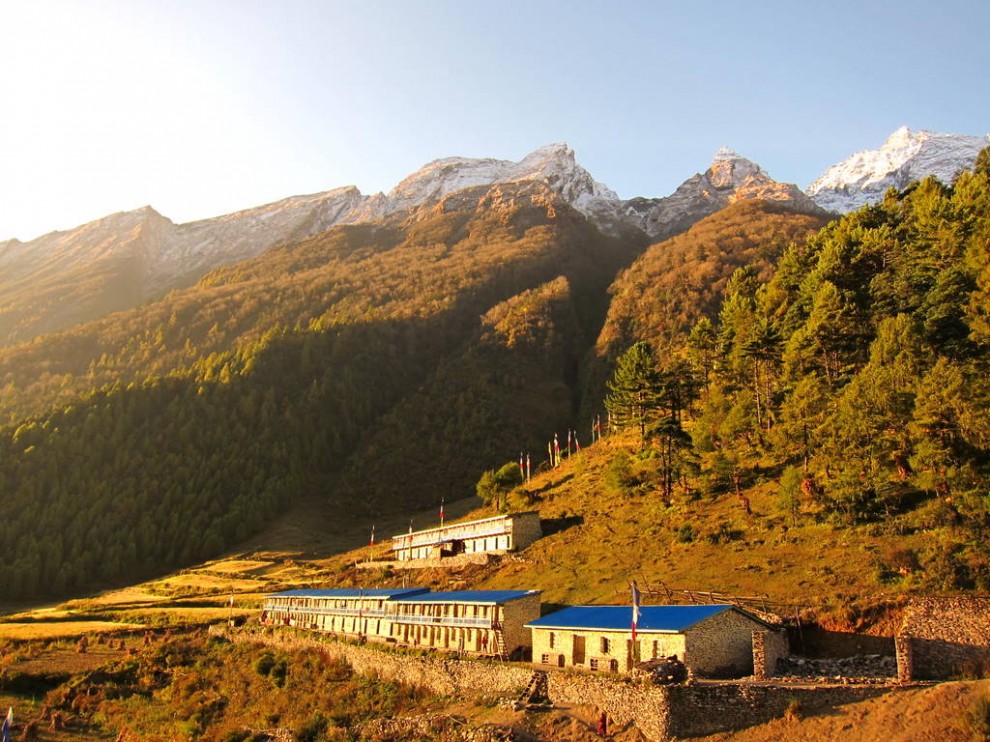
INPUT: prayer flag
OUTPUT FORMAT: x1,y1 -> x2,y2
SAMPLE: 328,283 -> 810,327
631,581 -> 642,641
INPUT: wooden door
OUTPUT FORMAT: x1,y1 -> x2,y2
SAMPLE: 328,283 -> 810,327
573,635 -> 586,665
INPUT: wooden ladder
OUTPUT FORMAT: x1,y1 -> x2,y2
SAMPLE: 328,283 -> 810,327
492,621 -> 508,661
518,670 -> 549,704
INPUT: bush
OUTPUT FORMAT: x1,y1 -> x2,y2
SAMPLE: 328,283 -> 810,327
476,461 -> 522,510
676,524 -> 696,543
295,713 -> 328,742
965,696 -> 990,740
254,651 -> 276,677
783,697 -> 802,722
604,454 -> 639,495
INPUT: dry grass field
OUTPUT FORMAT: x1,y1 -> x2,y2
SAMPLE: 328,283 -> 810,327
0,433 -> 987,740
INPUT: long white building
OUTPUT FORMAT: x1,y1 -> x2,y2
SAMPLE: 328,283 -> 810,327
391,511 -> 542,561
261,587 -> 541,659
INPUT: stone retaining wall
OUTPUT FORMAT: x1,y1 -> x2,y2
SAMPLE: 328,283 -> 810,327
545,670 -> 672,740
218,625 -> 899,741
218,626 -> 533,698
665,683 -> 897,738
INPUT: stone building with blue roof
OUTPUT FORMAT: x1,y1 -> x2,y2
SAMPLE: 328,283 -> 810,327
526,604 -> 772,677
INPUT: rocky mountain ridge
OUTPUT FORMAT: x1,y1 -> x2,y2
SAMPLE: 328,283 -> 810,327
1,128 -> 986,346
623,146 -> 823,239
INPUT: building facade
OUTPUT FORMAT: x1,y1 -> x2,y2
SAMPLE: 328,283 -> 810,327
527,604 -> 771,677
391,512 -> 542,561
261,587 -> 541,659
385,589 -> 541,658
261,588 -> 429,637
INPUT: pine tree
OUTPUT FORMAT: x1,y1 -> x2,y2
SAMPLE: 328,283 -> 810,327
605,342 -> 664,442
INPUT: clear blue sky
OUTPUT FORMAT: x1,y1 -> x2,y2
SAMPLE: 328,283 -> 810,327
1,0 -> 987,241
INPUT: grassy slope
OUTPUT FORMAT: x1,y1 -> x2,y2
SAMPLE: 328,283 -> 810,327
1,432 -> 988,740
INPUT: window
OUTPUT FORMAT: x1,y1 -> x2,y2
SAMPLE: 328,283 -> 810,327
600,637 -> 610,654
549,632 -> 556,649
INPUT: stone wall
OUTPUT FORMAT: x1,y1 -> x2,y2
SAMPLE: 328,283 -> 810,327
545,669 -> 896,740
665,683 -> 896,738
220,625 -> 899,741
502,592 -> 541,655
545,670 -> 672,740
897,597 -> 990,680
357,553 -> 494,570
511,512 -> 543,550
683,608 -> 763,677
221,625 -> 534,698
752,629 -> 789,680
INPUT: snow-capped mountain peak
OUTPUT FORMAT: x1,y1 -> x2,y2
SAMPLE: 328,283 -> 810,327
706,147 -> 769,189
384,144 -> 619,217
807,126 -> 990,213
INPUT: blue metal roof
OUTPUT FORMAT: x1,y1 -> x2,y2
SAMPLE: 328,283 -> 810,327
526,604 -> 735,632
389,590 -> 539,605
268,588 -> 430,599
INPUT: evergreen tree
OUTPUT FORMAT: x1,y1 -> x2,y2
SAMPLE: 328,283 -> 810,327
605,342 -> 664,442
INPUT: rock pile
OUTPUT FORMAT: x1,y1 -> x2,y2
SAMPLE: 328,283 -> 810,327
633,656 -> 689,685
776,654 -> 897,681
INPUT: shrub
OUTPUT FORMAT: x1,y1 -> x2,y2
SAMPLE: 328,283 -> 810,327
295,713 -> 328,742
965,696 -> 990,741
604,454 -> 639,495
254,651 -> 276,677
783,697 -> 802,722
676,524 -> 696,543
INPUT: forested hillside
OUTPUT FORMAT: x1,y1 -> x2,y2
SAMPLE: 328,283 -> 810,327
0,182 -> 644,601
601,150 -> 990,591
2,149 -> 988,606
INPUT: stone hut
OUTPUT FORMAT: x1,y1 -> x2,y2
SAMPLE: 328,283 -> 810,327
896,596 -> 990,680
527,604 -> 774,677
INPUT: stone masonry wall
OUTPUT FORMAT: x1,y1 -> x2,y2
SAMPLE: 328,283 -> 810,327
684,609 -> 762,677
511,512 -> 543,550
752,629 -> 790,680
546,670 -> 672,740
665,683 -> 897,738
898,597 -> 990,680
221,626 -> 534,698
502,592 -> 541,655
546,670 -> 897,741
220,625 -> 899,741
